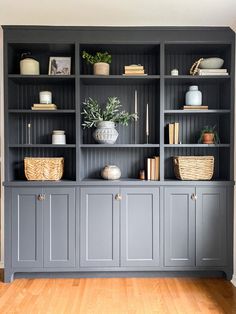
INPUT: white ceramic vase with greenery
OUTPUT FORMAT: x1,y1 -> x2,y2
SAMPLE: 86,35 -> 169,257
81,96 -> 137,144
82,51 -> 112,76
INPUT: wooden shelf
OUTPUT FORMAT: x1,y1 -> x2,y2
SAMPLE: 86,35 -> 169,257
164,144 -> 230,148
80,144 -> 160,148
9,109 -> 75,113
80,75 -> 160,84
164,75 -> 230,80
8,74 -> 76,79
164,110 -> 230,114
9,144 -> 76,148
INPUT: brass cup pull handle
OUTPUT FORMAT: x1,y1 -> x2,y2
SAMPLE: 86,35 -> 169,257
38,194 -> 45,201
191,193 -> 197,201
115,194 -> 122,201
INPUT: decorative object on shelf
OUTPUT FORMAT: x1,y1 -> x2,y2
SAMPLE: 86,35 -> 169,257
24,157 -> 64,181
48,57 -> 71,75
101,165 -> 121,180
27,123 -> 31,144
196,69 -> 228,76
182,105 -> 208,110
31,103 -> 57,110
190,57 -> 224,75
198,125 -> 220,144
134,89 -> 139,144
139,169 -> 145,180
81,96 -> 137,144
171,68 -> 179,76
82,51 -> 112,76
39,91 -> 52,104
173,156 -> 214,180
123,64 -> 147,76
147,156 -> 160,180
146,103 -> 149,143
52,130 -> 66,145
20,52 -> 40,75
185,85 -> 202,106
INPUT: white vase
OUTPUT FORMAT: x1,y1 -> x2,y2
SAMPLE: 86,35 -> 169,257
101,165 -> 121,180
185,85 -> 202,106
93,121 -> 118,144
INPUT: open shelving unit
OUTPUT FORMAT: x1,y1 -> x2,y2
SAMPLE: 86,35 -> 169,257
4,29 -> 234,184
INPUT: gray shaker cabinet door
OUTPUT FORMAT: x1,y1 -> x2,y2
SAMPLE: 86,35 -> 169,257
12,188 -> 43,268
80,187 -> 120,267
43,188 -> 76,268
164,187 -> 196,267
120,188 -> 160,267
196,187 -> 227,267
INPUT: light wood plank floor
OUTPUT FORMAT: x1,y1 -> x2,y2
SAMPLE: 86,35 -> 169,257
0,273 -> 236,313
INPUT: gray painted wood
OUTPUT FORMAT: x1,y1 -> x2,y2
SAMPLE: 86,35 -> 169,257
43,188 -> 76,268
164,187 -> 196,267
80,187 -> 120,267
120,187 -> 160,266
12,188 -> 43,268
196,187 -> 227,267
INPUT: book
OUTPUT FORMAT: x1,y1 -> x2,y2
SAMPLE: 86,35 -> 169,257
147,158 -> 152,180
174,122 -> 179,144
150,158 -> 156,180
31,107 -> 57,110
182,106 -> 208,110
154,156 -> 160,180
197,69 -> 227,73
32,103 -> 57,108
125,70 -> 145,74
125,65 -> 144,71
122,73 -> 147,76
168,123 -> 174,144
198,72 -> 228,76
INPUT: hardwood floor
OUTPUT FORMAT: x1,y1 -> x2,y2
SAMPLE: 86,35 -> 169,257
0,272 -> 236,313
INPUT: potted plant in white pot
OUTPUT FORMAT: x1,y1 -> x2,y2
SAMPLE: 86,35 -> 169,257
82,96 -> 137,144
82,51 -> 112,75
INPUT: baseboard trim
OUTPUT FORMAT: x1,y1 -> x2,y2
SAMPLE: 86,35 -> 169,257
231,275 -> 236,287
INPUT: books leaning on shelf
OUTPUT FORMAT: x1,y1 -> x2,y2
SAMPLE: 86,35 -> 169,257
147,156 -> 160,180
167,122 -> 179,144
182,105 -> 208,110
123,64 -> 147,76
197,69 -> 229,76
31,103 -> 57,110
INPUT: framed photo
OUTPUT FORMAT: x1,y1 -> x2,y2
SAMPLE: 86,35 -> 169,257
48,57 -> 71,75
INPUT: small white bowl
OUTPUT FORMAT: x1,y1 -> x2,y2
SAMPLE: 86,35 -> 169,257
199,58 -> 224,69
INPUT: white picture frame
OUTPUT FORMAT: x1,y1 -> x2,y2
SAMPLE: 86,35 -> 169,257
48,57 -> 71,75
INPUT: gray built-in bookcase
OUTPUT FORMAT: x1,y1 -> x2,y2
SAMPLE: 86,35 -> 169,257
2,26 -> 235,282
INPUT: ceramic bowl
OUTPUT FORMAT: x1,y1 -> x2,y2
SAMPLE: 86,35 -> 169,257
199,58 -> 224,69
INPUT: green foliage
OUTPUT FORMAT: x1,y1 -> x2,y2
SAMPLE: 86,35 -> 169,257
81,97 -> 137,128
82,51 -> 112,65
198,125 -> 220,144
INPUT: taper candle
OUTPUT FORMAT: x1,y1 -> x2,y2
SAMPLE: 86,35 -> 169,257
146,103 -> 149,136
134,90 -> 138,121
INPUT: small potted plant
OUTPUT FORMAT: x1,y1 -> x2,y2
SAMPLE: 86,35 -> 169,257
82,96 -> 137,144
82,51 -> 112,76
198,125 -> 220,144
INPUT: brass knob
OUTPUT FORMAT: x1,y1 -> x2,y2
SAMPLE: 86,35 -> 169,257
115,193 -> 122,201
38,194 -> 45,201
191,193 -> 197,201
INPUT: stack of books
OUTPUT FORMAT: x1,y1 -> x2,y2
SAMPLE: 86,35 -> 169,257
167,122 -> 179,144
31,103 -> 57,110
123,65 -> 147,76
197,69 -> 228,76
147,156 -> 160,180
182,105 -> 208,110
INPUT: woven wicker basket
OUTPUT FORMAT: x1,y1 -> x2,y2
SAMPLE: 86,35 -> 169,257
24,157 -> 64,181
173,156 -> 214,180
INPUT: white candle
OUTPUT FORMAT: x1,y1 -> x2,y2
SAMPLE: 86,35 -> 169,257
134,90 -> 138,121
146,103 -> 149,136
39,91 -> 52,104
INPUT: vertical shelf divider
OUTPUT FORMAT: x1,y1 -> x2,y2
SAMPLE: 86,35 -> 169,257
76,42 -> 81,182
159,43 -> 165,181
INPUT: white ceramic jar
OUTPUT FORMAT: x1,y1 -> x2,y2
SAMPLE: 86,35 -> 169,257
20,57 -> 40,75
39,91 -> 52,104
52,130 -> 66,145
185,85 -> 202,106
93,121 -> 118,144
101,165 -> 121,180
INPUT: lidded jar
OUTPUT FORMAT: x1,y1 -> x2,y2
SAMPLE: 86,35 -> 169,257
20,52 -> 40,75
185,85 -> 202,106
101,165 -> 121,180
52,130 -> 66,145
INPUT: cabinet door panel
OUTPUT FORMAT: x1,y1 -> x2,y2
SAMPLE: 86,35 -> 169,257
44,188 -> 75,268
80,187 -> 119,267
121,188 -> 159,266
196,187 -> 227,267
164,187 -> 195,267
12,188 -> 43,268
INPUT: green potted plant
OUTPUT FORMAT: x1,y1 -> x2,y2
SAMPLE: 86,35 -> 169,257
198,125 -> 220,144
82,96 -> 137,144
82,51 -> 112,76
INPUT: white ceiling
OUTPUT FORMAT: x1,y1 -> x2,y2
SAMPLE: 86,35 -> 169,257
0,0 -> 236,31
